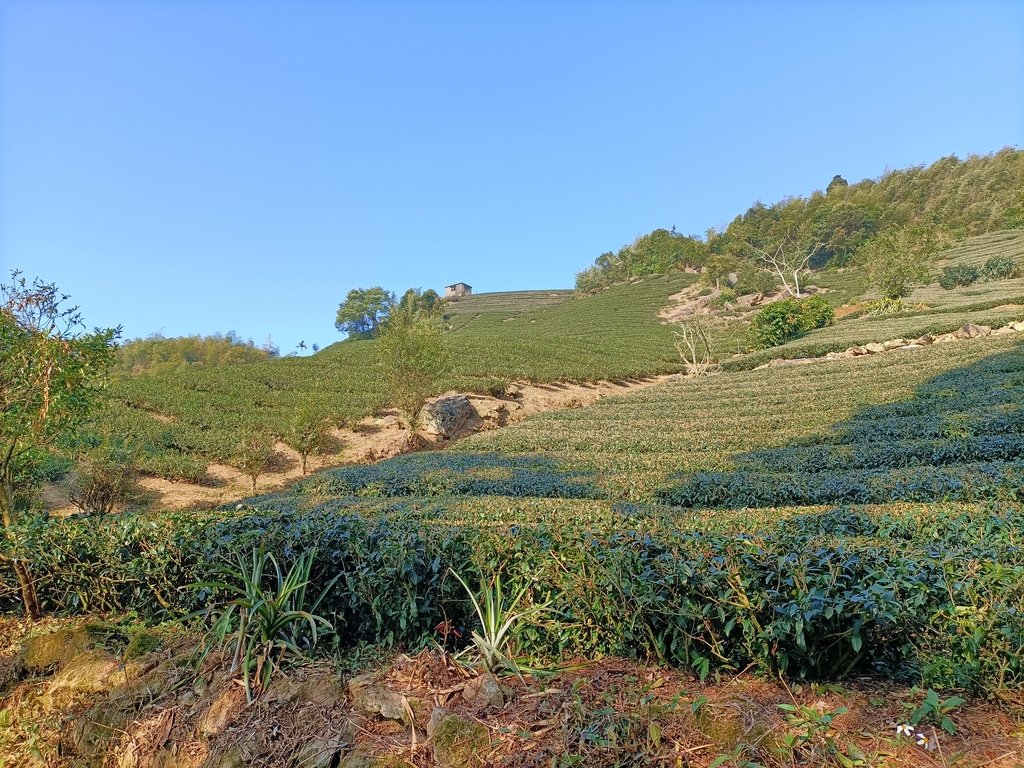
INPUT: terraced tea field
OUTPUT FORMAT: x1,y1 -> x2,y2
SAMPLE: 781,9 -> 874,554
91,231 -> 1024,485
98,274 -> 694,477
11,335 -> 1024,701
460,334 -> 1024,499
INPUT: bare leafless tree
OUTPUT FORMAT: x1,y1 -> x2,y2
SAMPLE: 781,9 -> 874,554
746,220 -> 828,297
673,316 -> 714,377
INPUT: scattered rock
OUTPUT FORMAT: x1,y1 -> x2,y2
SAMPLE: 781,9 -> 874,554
848,346 -> 869,356
954,323 -> 991,340
914,333 -> 935,345
198,687 -> 245,737
295,725 -> 357,768
430,710 -> 490,768
933,333 -> 958,344
418,394 -> 474,440
21,625 -> 99,673
992,326 -> 1016,335
864,342 -> 886,354
882,338 -> 908,350
726,272 -> 739,287
349,674 -> 408,722
461,673 -> 507,710
1009,320 -> 1024,332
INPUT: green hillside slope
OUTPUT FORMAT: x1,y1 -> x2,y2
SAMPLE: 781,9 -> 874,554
92,226 -> 1024,481
99,274 -> 693,478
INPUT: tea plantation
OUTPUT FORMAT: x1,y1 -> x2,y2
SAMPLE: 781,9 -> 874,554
7,333 -> 1024,695
87,231 -> 1024,482
97,273 -> 693,479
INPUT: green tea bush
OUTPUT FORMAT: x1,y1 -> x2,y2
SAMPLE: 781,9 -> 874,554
981,255 -> 1020,280
3,503 -> 1022,693
296,452 -> 605,500
939,265 -> 980,290
747,296 -> 834,349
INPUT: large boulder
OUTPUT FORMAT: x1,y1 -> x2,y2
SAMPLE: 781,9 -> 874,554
21,625 -> 100,673
955,323 -> 991,340
43,649 -> 128,712
418,394 -> 475,440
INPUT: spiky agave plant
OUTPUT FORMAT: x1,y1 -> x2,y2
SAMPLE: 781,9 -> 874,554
197,546 -> 337,702
449,567 -> 559,678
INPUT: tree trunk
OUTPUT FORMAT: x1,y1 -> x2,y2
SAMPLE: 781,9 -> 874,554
11,559 -> 42,620
1,470 -> 42,621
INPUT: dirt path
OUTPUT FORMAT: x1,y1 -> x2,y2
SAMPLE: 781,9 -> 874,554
44,375 -> 676,515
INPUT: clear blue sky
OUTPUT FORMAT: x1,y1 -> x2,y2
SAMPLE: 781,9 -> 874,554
2,0 -> 1022,353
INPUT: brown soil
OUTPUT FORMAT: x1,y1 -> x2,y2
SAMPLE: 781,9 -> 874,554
834,303 -> 866,319
2,617 -> 1021,768
44,376 -> 673,515
658,283 -> 791,325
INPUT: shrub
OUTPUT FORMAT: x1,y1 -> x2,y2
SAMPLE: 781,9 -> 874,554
939,265 -> 980,290
231,431 -> 276,495
747,296 -> 835,349
708,288 -> 737,308
4,503 -> 1023,693
68,450 -> 140,515
733,269 -> 778,296
864,297 -> 906,315
981,255 -> 1019,281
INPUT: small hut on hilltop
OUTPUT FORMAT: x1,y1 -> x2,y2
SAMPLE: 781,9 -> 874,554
444,282 -> 473,299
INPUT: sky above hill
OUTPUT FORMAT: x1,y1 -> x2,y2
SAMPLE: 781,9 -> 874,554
1,1 -> 1022,354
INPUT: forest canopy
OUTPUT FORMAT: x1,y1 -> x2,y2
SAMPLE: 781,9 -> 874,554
576,148 -> 1024,293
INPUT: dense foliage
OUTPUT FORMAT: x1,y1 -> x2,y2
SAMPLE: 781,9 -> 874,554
114,332 -> 273,377
747,296 -> 834,349
2,500 -> 1020,693
576,148 -> 1024,292
0,272 -> 119,618
939,265 -> 981,290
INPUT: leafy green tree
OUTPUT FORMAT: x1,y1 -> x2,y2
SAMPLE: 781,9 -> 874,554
860,226 -> 948,300
283,410 -> 335,475
334,287 -> 395,339
0,272 -> 119,619
232,431 -> 276,495
397,288 -> 442,319
376,310 -> 452,428
810,200 -> 879,267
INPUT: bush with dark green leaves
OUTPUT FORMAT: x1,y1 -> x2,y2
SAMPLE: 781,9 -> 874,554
981,255 -> 1020,281
2,502 -> 1022,693
747,295 -> 835,349
938,264 -> 980,290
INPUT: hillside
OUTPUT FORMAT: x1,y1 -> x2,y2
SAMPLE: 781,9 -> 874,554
7,316 -> 1024,766
64,227 -> 1023,489
94,275 -> 692,480
576,148 -> 1024,293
